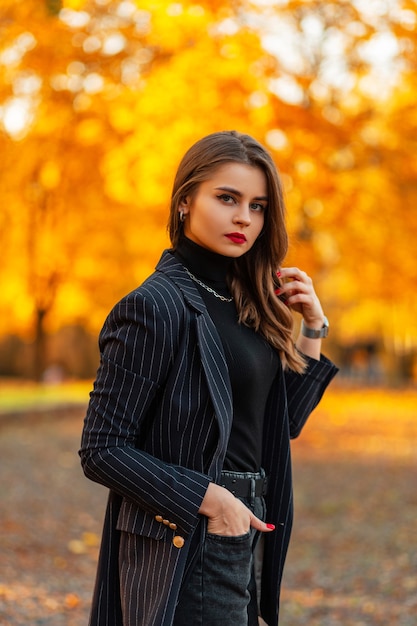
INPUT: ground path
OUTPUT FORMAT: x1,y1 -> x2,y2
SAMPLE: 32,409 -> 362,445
0,389 -> 416,625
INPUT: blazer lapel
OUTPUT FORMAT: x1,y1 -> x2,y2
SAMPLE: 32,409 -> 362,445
157,251 -> 233,473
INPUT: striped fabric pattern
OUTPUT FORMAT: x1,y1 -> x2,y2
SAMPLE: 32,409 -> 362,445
80,250 -> 338,626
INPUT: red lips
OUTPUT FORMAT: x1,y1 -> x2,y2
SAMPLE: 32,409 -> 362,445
225,233 -> 247,244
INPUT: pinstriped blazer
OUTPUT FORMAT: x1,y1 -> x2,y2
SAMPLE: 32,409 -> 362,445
80,250 -> 338,626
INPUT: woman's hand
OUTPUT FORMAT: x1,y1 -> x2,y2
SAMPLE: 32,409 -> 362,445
277,267 -> 326,360
199,483 -> 275,536
277,267 -> 324,326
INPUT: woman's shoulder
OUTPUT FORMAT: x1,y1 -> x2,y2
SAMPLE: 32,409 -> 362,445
134,252 -> 187,302
130,250 -> 205,314
105,251 -> 206,331
111,251 -> 190,317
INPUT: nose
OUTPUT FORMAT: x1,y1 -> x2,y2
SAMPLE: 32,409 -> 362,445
233,206 -> 251,226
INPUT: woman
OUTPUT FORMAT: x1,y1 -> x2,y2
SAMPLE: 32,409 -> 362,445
80,130 -> 338,626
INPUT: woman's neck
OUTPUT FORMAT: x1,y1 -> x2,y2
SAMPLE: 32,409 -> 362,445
174,236 -> 233,283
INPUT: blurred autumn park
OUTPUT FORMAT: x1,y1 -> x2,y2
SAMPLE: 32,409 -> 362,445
1,0 -> 416,386
1,2 -> 417,625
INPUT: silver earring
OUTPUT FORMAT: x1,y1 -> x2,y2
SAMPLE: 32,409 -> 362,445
179,211 -> 186,222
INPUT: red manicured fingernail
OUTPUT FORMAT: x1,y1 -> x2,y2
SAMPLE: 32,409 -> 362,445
274,288 -> 281,295
266,523 -> 275,530
276,271 -> 281,278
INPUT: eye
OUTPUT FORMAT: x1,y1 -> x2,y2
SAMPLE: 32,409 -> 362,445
250,202 -> 266,212
217,193 -> 235,204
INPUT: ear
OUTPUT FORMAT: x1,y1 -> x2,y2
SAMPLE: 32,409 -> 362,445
179,196 -> 191,215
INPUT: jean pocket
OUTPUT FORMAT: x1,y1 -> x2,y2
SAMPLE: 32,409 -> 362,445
204,529 -> 253,578
206,530 -> 252,544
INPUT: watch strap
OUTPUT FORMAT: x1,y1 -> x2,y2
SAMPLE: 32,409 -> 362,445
301,316 -> 329,339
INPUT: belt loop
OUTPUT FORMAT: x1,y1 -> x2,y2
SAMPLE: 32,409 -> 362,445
250,477 -> 255,499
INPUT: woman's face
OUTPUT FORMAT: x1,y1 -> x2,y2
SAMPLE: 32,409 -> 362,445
181,162 -> 267,257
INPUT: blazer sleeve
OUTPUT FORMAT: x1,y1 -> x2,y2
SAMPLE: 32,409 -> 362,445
284,354 -> 338,439
79,289 -> 211,536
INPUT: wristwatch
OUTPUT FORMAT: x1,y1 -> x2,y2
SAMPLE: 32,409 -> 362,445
301,316 -> 329,339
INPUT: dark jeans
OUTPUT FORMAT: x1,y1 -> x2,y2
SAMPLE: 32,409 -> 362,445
174,473 -> 266,626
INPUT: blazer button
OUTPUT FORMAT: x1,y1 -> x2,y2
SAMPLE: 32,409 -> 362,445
155,515 -> 163,523
163,519 -> 170,526
172,535 -> 185,549
169,522 -> 177,530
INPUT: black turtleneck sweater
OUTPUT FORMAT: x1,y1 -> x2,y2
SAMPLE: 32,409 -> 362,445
173,236 -> 280,472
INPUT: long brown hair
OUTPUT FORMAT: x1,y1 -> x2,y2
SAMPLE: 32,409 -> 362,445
168,130 -> 306,373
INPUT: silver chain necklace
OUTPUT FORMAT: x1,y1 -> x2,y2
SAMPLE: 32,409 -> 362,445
184,267 -> 233,302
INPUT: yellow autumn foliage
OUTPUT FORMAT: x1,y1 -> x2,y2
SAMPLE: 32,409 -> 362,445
0,0 -> 416,378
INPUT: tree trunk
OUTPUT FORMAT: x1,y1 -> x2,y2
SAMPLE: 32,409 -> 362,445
46,0 -> 61,16
33,308 -> 48,381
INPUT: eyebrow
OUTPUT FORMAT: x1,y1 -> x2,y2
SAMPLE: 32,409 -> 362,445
214,186 -> 268,202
